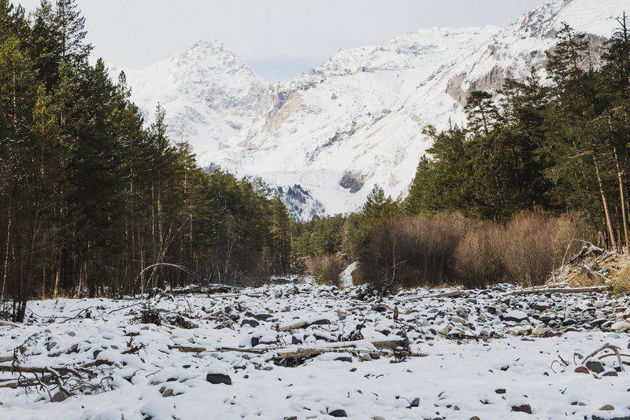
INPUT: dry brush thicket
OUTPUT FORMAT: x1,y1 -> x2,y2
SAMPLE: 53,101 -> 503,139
304,254 -> 346,286
357,212 -> 591,291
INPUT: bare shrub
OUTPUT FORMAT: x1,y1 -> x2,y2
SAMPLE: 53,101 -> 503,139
455,222 -> 506,289
357,213 -> 475,292
305,254 -> 346,286
499,212 -> 590,286
356,210 -> 591,292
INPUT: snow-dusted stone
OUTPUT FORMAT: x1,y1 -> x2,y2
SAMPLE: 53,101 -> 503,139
531,325 -> 551,336
240,318 -> 260,328
437,324 -> 452,336
501,310 -> 528,323
140,399 -> 176,420
51,390 -> 70,402
611,321 -> 630,332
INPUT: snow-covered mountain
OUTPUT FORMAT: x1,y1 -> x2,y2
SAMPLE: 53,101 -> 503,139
121,40 -> 271,164
122,0 -> 629,218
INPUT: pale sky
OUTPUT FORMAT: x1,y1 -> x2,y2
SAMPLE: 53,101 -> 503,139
17,0 -> 544,81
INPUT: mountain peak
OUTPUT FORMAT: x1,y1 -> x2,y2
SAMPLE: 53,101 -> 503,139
514,0 -> 626,38
189,39 -> 226,50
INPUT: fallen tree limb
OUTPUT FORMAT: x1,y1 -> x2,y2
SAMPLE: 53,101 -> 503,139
507,286 -> 608,296
0,359 -> 115,391
582,343 -> 626,372
403,290 -> 472,301
168,345 -> 206,353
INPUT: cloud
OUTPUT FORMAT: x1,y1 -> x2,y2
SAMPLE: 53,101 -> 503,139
17,0 -> 543,80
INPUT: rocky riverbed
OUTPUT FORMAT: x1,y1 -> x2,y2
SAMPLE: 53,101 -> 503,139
0,283 -> 629,419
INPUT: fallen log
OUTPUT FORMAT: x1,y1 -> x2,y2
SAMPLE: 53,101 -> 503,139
370,339 -> 408,350
168,345 -> 206,353
168,345 -> 266,355
278,321 -> 309,332
273,347 -> 366,360
169,338 -> 408,356
429,290 -> 472,299
402,290 -> 472,302
507,286 -> 608,296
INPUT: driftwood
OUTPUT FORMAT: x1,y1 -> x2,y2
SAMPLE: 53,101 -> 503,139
168,345 -> 266,355
507,286 -> 608,296
169,338 -> 408,357
402,290 -> 472,302
273,347 -> 369,360
278,321 -> 310,332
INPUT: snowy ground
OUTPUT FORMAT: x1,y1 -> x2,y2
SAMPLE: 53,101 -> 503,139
0,283 -> 629,420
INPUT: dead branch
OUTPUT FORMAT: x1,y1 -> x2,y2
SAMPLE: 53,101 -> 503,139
507,286 -> 608,296
582,344 -> 626,372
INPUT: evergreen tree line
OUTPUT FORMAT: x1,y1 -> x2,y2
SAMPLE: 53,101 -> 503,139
296,21 -> 630,290
406,21 -> 630,250
0,0 -> 292,320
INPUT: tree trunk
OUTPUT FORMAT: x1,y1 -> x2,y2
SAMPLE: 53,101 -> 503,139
613,147 -> 629,251
1,203 -> 12,303
593,157 -> 616,250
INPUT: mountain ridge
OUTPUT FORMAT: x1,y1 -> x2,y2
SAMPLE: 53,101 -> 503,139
119,0 -> 629,218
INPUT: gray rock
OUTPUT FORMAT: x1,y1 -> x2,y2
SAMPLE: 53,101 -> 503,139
586,360 -> 605,374
51,390 -> 70,402
206,373 -> 232,385
501,310 -> 528,323
329,409 -> 348,417
253,313 -> 274,321
240,318 -> 260,328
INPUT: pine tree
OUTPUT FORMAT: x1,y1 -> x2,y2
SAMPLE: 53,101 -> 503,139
464,91 -> 501,135
29,0 -> 62,89
54,0 -> 92,67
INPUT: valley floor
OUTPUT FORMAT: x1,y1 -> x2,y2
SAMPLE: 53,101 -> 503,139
0,284 -> 629,420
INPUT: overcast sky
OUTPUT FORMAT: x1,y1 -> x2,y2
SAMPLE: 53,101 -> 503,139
17,0 -> 544,81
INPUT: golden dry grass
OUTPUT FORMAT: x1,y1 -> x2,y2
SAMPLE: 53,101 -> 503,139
611,262 -> 630,293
